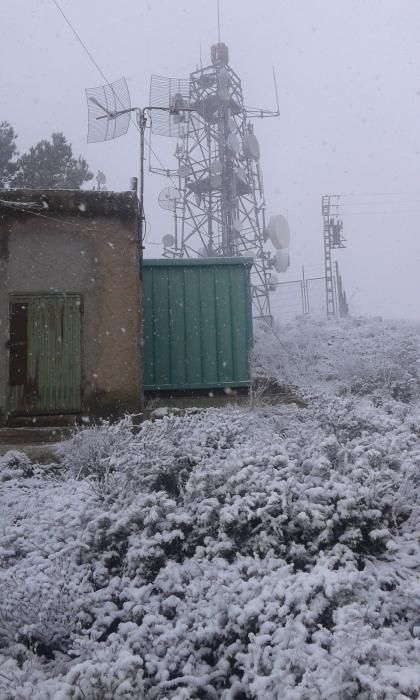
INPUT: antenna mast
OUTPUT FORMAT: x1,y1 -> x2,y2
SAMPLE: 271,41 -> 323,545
321,194 -> 346,319
149,44 -> 283,321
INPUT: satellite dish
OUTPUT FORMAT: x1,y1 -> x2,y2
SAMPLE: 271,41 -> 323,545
266,215 -> 290,250
242,133 -> 260,161
86,77 -> 131,143
162,234 -> 175,247
273,248 -> 290,273
149,74 -> 191,138
158,186 -> 181,211
170,92 -> 185,114
177,164 -> 191,177
227,132 -> 240,154
210,159 -> 222,174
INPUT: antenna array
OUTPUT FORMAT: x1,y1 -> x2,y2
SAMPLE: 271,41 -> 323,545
150,43 -> 285,321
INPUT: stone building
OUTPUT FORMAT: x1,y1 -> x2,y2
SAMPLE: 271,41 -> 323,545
0,189 -> 142,424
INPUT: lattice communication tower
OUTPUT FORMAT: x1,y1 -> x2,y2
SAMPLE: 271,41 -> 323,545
149,43 -> 287,321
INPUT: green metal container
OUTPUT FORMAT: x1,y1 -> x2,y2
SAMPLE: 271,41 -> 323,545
143,258 -> 253,390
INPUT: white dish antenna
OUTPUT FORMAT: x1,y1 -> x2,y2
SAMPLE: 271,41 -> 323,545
227,132 -> 240,154
266,214 -> 290,250
86,77 -> 131,143
243,133 -> 260,161
273,248 -> 290,273
158,186 -> 181,211
162,234 -> 175,247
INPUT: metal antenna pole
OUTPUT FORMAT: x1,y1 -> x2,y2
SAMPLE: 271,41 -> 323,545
137,108 -> 148,253
217,0 -> 221,42
322,195 -> 336,319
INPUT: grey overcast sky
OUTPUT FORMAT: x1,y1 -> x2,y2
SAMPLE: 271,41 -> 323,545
2,0 -> 420,320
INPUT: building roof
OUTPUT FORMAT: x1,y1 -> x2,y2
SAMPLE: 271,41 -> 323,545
0,189 -> 138,220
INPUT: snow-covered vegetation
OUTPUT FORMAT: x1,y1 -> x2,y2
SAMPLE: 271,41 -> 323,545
1,318 -> 419,699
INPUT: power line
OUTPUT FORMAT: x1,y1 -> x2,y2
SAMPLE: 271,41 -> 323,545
50,0 -> 178,189
51,0 -> 109,86
337,191 -> 420,198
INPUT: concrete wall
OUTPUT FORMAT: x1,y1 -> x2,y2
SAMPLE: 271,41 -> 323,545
0,190 -> 142,423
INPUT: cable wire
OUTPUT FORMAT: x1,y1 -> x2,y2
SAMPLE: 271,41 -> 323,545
0,199 -> 97,232
51,0 -> 178,189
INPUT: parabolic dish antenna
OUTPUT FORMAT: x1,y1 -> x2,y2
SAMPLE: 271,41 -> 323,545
243,133 -> 260,161
86,77 -> 131,143
162,234 -> 175,247
273,248 -> 290,273
158,186 -> 181,211
227,132 -> 240,154
267,214 -> 290,250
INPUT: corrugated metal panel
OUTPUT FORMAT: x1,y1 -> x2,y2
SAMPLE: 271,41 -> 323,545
8,294 -> 82,415
143,258 -> 253,390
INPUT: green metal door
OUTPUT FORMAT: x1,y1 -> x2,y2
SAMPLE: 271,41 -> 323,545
8,294 -> 82,415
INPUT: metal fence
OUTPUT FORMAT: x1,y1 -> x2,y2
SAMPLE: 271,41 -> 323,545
270,268 -> 348,323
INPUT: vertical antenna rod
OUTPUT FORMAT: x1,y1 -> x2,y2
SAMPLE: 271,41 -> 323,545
217,0 -> 221,42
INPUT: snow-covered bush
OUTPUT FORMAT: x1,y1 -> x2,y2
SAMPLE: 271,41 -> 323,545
252,317 -> 420,401
1,318 -> 420,698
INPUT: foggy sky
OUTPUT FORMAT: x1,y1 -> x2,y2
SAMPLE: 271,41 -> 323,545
2,0 -> 420,321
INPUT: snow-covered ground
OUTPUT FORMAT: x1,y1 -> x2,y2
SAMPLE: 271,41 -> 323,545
1,318 -> 419,699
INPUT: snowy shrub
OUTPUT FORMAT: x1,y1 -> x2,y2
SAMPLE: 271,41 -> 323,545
57,416 -> 135,490
1,318 -> 420,698
252,317 -> 420,401
0,450 -> 36,481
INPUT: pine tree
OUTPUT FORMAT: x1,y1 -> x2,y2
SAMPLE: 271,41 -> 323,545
12,132 -> 93,189
0,121 -> 19,188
